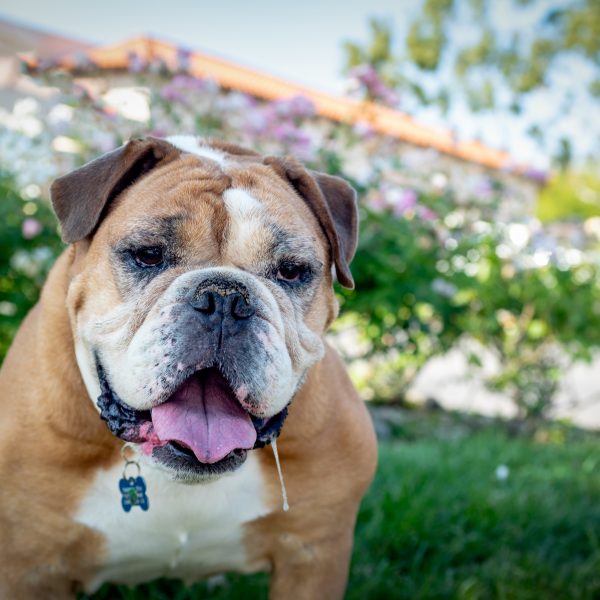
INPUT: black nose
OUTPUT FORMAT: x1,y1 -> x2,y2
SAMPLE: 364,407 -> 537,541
191,289 -> 255,320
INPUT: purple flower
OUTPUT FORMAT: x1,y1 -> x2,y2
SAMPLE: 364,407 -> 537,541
242,110 -> 269,135
271,122 -> 306,143
350,65 -> 379,88
289,134 -> 314,161
392,189 -> 418,216
349,65 -> 400,107
273,95 -> 315,119
176,48 -> 191,72
475,176 -> 495,200
524,168 -> 549,184
22,218 -> 42,239
159,74 -> 214,104
159,85 -> 188,104
172,74 -> 210,91
127,52 -> 147,74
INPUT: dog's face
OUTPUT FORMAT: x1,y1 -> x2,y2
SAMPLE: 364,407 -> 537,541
51,137 -> 357,481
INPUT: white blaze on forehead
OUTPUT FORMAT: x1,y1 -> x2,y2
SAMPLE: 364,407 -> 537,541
223,188 -> 265,252
223,188 -> 262,216
166,135 -> 226,165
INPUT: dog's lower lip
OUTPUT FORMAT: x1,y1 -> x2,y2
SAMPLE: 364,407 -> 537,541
168,440 -> 195,458
167,441 -> 247,462
155,441 -> 249,478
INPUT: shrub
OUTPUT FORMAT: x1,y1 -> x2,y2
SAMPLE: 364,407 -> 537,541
1,68 -> 599,420
0,174 -> 62,359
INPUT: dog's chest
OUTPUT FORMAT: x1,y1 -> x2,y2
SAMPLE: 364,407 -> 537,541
75,454 -> 271,592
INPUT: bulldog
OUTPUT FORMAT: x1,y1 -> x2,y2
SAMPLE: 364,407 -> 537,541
0,136 -> 377,599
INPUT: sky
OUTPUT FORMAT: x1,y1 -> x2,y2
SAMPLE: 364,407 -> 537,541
1,0 -> 398,93
1,0 -> 597,170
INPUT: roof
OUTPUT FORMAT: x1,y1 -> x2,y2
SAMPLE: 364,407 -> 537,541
22,35 -> 538,178
0,17 -> 91,59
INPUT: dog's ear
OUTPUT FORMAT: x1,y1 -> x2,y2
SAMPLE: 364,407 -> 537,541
50,137 -> 181,243
264,156 -> 358,289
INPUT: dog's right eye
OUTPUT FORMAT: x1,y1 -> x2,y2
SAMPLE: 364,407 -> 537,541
132,246 -> 164,268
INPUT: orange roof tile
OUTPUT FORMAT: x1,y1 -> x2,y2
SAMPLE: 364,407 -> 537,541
23,36 -> 536,177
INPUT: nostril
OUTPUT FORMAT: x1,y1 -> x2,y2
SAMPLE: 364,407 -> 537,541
192,290 -> 216,314
230,293 -> 255,320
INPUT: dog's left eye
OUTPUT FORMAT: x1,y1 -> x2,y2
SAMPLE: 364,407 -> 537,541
276,263 -> 308,283
132,246 -> 164,268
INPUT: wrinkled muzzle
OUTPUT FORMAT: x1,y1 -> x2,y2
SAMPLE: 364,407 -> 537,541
89,267 -> 322,476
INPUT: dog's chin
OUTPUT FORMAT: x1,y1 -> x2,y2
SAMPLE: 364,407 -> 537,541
150,443 -> 250,483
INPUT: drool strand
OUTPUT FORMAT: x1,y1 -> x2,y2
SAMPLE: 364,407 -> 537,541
271,438 -> 289,512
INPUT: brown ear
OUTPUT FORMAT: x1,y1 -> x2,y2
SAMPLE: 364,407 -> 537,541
264,156 -> 358,289
50,137 -> 181,243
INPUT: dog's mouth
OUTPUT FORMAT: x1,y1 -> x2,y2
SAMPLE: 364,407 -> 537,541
152,368 -> 257,463
96,363 -> 287,478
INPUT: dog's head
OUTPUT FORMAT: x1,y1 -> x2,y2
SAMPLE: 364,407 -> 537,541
51,136 -> 357,481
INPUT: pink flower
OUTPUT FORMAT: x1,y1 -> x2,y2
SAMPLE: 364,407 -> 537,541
392,189 -> 417,216
418,207 -> 438,221
22,218 -> 42,239
353,122 -> 375,140
368,194 -> 387,213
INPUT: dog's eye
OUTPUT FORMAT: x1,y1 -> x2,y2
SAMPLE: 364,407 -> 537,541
132,246 -> 164,268
276,263 -> 307,283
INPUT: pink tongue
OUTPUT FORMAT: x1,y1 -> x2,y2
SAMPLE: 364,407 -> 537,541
151,370 -> 256,464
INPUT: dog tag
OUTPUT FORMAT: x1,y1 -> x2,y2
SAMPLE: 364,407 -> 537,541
119,474 -> 149,512
119,443 -> 150,512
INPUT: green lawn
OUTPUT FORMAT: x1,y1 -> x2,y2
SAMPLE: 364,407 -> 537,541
85,414 -> 600,600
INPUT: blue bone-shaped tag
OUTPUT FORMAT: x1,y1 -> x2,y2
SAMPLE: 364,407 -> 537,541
119,476 -> 149,512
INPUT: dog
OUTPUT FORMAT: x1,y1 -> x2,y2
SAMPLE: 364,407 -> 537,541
0,136 -> 377,599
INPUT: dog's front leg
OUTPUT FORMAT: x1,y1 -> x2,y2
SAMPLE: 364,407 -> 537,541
268,529 -> 355,600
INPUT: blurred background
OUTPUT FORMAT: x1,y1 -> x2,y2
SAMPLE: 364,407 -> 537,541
0,1 -> 599,598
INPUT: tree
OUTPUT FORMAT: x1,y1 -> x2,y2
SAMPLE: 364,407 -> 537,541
343,0 -> 600,167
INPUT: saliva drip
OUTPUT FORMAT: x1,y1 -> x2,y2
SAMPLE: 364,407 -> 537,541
271,438 -> 289,512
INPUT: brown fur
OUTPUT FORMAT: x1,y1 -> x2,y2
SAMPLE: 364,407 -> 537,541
0,138 -> 377,599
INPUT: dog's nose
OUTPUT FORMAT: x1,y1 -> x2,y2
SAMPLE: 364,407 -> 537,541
227,292 -> 255,320
192,289 -> 217,314
191,288 -> 255,321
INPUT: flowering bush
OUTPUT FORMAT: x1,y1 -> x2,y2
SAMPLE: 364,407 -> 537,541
1,66 -> 599,420
0,174 -> 62,357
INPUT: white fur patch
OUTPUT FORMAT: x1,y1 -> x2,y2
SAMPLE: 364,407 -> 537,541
166,135 -> 226,165
75,338 -> 101,409
223,188 -> 265,256
223,188 -> 263,216
75,452 -> 271,591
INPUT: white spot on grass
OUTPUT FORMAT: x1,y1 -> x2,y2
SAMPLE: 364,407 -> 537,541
495,464 -> 510,481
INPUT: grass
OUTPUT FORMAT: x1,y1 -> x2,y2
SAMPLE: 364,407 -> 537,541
84,412 -> 600,600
